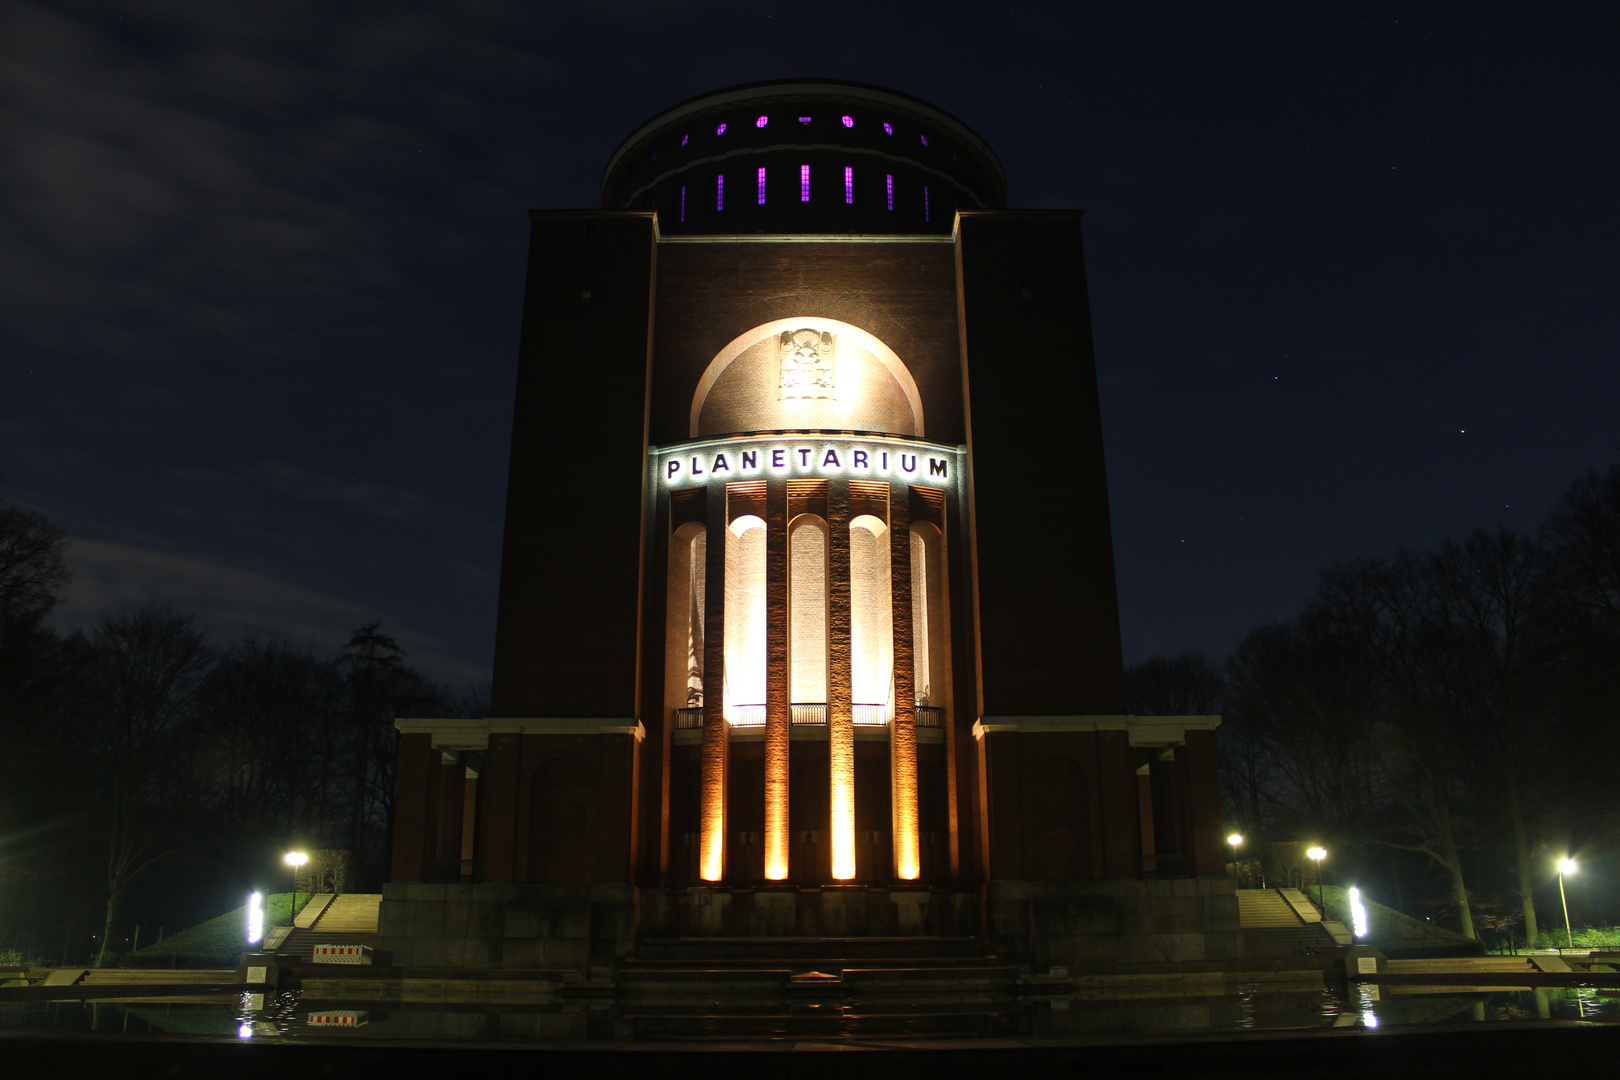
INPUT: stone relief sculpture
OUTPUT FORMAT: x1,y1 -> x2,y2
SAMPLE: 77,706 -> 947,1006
779,328 -> 836,399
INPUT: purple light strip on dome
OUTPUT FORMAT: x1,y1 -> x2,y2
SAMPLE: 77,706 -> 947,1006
756,115 -> 768,128
716,174 -> 724,211
885,174 -> 893,211
758,167 -> 767,205
680,185 -> 686,223
801,165 -> 810,202
924,186 -> 930,222
844,167 -> 853,204
841,115 -> 854,128
799,116 -> 812,124
883,122 -> 893,134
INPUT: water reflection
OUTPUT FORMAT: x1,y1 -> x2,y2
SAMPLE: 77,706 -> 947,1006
4,985 -> 1615,1042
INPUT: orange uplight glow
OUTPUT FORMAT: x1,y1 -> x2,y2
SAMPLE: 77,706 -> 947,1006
830,711 -> 856,880
764,712 -> 790,880
700,712 -> 726,882
892,713 -> 919,880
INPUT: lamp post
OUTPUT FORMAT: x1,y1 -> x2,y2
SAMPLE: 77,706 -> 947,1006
1227,834 -> 1244,883
1307,846 -> 1327,912
283,852 -> 308,926
1557,858 -> 1577,951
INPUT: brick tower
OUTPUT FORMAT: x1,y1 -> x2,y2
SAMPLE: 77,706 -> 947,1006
380,81 -> 1238,971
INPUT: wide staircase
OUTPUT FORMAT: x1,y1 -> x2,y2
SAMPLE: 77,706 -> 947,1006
1236,888 -> 1339,957
273,894 -> 380,961
618,937 -> 1024,1039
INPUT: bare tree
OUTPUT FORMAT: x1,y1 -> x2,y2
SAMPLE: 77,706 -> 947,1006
79,609 -> 212,966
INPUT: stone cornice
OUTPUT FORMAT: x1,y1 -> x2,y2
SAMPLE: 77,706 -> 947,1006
972,715 -> 1221,747
396,717 -> 646,747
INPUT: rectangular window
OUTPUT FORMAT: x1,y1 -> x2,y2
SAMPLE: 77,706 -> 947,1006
844,166 -> 853,204
758,167 -> 767,205
885,174 -> 894,211
716,173 -> 724,212
800,164 -> 810,202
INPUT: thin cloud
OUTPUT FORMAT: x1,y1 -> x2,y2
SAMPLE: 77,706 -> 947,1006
56,537 -> 488,685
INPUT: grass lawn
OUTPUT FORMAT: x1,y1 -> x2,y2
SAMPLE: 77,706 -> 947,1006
127,892 -> 310,967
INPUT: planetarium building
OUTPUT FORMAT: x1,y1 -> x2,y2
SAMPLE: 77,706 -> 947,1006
379,81 -> 1237,971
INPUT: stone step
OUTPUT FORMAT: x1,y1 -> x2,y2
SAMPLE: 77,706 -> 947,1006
634,936 -> 987,963
275,930 -> 375,962
310,894 -> 381,933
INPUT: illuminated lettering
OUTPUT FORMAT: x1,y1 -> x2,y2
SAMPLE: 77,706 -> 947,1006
929,458 -> 947,477
712,454 -> 730,473
822,449 -> 840,468
852,450 -> 868,468
881,452 -> 889,470
660,440 -> 956,488
900,454 -> 916,473
797,448 -> 812,466
668,460 -> 681,478
772,449 -> 786,468
742,451 -> 758,469
691,458 -> 704,475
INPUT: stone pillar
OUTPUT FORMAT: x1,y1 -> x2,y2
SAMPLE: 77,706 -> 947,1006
1150,751 -> 1186,871
889,487 -> 919,881
1181,729 -> 1226,876
763,478 -> 790,880
1096,729 -> 1141,879
391,733 -> 435,882
827,479 -> 855,880
479,732 -> 522,883
699,509 -> 728,881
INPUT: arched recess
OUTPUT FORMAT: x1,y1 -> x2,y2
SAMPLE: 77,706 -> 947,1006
664,521 -> 706,725
1026,754 -> 1091,880
788,514 -> 829,704
724,514 -> 767,720
849,513 -> 893,713
528,756 -> 593,883
690,317 -> 925,438
909,520 -> 947,709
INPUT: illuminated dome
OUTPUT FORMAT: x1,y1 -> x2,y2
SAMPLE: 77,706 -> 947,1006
601,80 -> 1006,236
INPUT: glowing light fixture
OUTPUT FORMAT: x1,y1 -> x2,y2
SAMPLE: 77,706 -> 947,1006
830,712 -> 855,879
716,122 -> 727,135
681,134 -> 689,146
246,891 -> 263,945
885,174 -> 894,211
799,116 -> 812,124
1348,886 -> 1369,938
919,133 -> 928,146
841,114 -> 854,127
756,115 -> 769,128
800,164 -> 810,202
844,167 -> 853,204
1227,833 -> 1243,879
893,712 -> 919,880
284,851 -> 307,926
716,173 -> 724,212
1307,846 -> 1327,911
757,167 -> 767,205
883,122 -> 893,134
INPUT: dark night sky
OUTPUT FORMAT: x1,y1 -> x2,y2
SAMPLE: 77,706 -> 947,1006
3,1 -> 1615,686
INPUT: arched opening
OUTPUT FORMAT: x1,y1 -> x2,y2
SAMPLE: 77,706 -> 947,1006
724,514 -> 767,723
849,514 -> 893,717
665,522 -> 707,727
789,515 -> 829,705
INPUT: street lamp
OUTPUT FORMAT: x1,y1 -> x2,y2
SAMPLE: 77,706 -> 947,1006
1557,858 -> 1577,951
1307,846 -> 1327,911
283,852 -> 308,926
1227,834 -> 1244,882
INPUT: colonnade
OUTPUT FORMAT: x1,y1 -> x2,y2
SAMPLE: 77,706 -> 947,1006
664,476 -> 949,885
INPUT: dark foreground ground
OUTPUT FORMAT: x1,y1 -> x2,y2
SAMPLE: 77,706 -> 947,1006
5,1021 -> 1617,1079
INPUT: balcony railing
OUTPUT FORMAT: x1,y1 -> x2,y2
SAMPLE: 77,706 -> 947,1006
676,704 -> 945,729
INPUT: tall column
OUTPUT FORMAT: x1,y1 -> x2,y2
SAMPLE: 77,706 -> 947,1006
699,509 -> 728,882
889,488 -> 919,881
827,479 -> 855,880
391,733 -> 435,882
763,479 -> 790,880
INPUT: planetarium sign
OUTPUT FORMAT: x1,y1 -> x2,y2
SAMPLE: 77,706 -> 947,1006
657,434 -> 960,488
